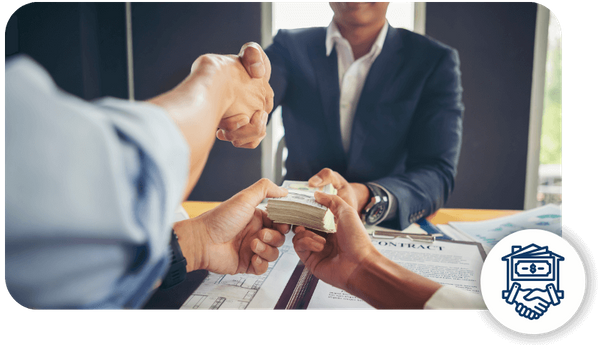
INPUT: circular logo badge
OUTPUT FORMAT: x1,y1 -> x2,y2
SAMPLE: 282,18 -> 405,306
480,229 -> 586,334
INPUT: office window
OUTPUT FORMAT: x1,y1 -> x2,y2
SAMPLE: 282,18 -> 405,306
537,12 -> 561,206
265,2 -> 416,182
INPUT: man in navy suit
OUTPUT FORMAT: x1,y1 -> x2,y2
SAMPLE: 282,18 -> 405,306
221,3 -> 463,230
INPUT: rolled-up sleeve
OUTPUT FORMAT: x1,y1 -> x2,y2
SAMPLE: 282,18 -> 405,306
5,56 -> 189,308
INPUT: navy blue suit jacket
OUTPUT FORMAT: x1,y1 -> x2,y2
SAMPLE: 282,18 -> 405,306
265,26 -> 464,230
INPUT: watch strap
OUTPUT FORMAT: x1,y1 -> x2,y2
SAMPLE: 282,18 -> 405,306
159,230 -> 187,290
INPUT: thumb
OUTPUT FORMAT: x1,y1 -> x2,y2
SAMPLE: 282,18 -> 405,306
314,191 -> 355,219
239,42 -> 265,79
237,178 -> 287,207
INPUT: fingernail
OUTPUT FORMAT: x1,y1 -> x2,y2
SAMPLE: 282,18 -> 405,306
263,232 -> 272,243
255,256 -> 262,265
255,241 -> 265,252
309,176 -> 322,185
250,62 -> 265,77
219,129 -> 227,139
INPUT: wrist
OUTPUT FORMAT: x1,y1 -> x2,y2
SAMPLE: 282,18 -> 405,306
350,183 -> 370,213
346,251 -> 442,309
345,251 -> 385,294
173,217 -> 211,272
147,74 -> 223,134
188,54 -> 236,119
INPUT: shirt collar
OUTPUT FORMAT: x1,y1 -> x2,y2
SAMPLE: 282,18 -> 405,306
326,20 -> 389,59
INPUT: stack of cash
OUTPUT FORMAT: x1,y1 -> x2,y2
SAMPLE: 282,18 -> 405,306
267,180 -> 337,233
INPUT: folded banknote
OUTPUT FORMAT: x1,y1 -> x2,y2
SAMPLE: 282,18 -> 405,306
266,180 -> 337,233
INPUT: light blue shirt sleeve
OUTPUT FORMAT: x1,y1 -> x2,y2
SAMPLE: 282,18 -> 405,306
5,56 -> 190,309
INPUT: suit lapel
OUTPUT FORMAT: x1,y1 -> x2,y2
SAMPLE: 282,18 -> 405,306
309,38 -> 347,170
347,26 -> 405,170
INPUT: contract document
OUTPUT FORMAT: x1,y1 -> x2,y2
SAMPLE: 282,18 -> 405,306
307,237 -> 485,309
179,208 -> 486,310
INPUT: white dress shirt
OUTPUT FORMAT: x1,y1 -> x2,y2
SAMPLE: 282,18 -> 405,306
326,21 -> 397,223
424,285 -> 487,309
326,21 -> 388,154
5,56 -> 189,308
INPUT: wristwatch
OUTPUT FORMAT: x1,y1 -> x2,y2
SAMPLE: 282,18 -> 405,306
159,230 -> 187,290
361,183 -> 390,226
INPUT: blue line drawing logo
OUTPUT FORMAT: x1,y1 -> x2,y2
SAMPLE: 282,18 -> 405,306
501,244 -> 564,320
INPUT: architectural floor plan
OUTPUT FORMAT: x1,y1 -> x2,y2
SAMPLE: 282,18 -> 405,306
180,233 -> 299,310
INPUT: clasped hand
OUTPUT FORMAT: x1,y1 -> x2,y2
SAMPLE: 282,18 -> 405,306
507,282 -> 554,320
216,42 -> 274,149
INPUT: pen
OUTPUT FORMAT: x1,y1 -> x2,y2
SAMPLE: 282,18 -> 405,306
371,229 -> 442,242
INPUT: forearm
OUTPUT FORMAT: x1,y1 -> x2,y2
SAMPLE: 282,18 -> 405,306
346,252 -> 442,309
376,166 -> 454,229
147,62 -> 233,199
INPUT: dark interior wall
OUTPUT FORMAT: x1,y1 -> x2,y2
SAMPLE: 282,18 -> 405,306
6,2 -> 538,207
6,2 -> 263,202
7,3 -> 128,100
426,2 -> 538,210
130,3 -> 263,202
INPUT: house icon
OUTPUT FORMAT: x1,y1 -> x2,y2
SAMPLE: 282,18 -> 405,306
501,244 -> 564,300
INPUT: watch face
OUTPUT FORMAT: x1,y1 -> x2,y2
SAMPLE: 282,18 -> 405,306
367,203 -> 386,225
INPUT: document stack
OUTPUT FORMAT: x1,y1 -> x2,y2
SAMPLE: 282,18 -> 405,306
267,180 -> 337,233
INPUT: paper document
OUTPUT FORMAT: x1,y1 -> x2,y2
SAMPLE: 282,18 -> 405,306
447,204 -> 562,252
177,202 -> 497,309
180,232 -> 299,309
307,237 -> 485,309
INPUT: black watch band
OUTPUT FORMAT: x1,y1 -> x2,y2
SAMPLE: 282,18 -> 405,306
159,230 -> 187,290
361,183 -> 390,226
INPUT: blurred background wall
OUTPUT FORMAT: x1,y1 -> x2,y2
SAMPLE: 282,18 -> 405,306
6,2 -> 557,210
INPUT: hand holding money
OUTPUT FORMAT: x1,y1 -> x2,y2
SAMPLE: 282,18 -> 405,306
266,180 -> 338,233
308,168 -> 370,214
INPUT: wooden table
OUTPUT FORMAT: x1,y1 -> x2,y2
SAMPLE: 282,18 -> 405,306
182,201 -> 221,218
427,208 -> 521,225
182,201 -> 521,225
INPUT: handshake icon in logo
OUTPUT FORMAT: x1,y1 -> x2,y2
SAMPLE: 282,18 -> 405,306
502,244 -> 564,320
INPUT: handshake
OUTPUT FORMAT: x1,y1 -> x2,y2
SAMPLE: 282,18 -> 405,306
503,282 -> 563,320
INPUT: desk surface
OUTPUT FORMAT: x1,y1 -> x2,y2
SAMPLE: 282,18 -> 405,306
147,202 -> 521,309
182,201 -> 521,224
182,201 -> 222,218
427,208 -> 521,224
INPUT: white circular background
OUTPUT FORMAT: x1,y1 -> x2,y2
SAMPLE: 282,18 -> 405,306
480,229 -> 586,334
